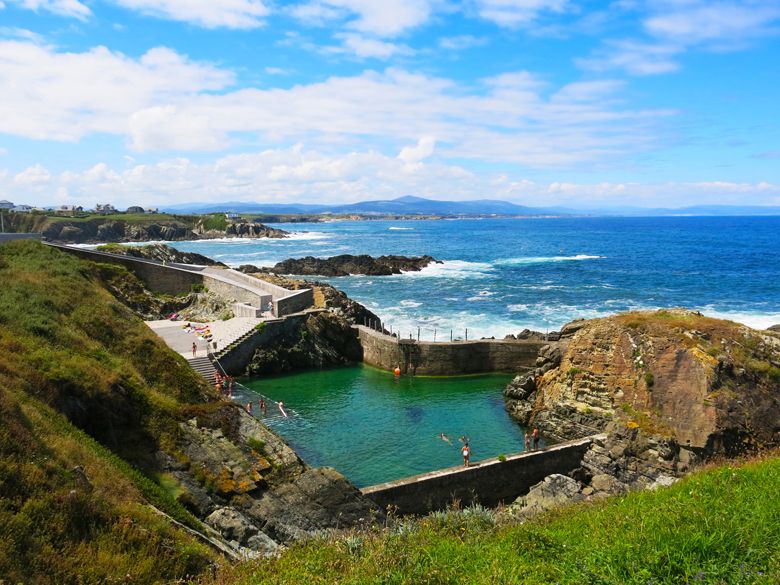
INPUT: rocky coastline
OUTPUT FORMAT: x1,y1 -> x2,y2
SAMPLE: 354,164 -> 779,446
503,309 -> 780,510
40,218 -> 288,243
254,254 -> 441,276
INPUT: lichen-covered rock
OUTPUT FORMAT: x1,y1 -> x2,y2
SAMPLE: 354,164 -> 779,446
507,474 -> 583,518
509,310 -> 780,456
96,243 -> 227,266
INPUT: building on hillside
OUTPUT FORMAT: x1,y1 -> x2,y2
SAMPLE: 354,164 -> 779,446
0,199 -> 14,210
146,207 -> 159,214
95,203 -> 116,215
58,205 -> 83,213
12,205 -> 33,213
225,212 -> 241,219
126,206 -> 145,214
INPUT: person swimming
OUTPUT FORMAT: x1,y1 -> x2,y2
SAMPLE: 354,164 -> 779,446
439,432 -> 452,444
278,400 -> 288,418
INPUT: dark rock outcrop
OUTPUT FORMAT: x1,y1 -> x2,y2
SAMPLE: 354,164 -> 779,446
247,311 -> 364,376
260,254 -> 441,277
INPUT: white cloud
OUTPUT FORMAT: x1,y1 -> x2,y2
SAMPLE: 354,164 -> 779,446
398,136 -> 436,165
331,33 -> 411,59
6,0 -> 90,20
112,0 -> 269,29
580,1 -> 780,75
645,1 -> 780,47
4,149 -> 779,209
292,0 -> 433,37
0,42 -> 672,166
576,40 -> 680,76
0,42 -> 233,142
439,35 -> 488,50
475,0 -> 571,28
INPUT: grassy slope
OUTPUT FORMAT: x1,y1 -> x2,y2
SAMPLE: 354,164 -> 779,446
217,454 -> 780,585
0,241 -> 219,583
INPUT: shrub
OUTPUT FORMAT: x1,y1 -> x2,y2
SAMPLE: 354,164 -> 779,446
645,371 -> 655,388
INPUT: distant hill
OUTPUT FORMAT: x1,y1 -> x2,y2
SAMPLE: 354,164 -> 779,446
162,196 -> 780,217
163,196 -> 551,216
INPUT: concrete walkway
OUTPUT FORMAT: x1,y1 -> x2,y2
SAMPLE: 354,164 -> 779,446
147,316 -> 264,357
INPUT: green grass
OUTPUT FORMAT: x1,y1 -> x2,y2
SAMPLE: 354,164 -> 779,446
0,241 -> 219,582
214,455 -> 780,585
201,213 -> 228,231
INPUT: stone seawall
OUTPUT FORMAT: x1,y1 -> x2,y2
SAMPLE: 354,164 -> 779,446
362,436 -> 598,515
356,325 -> 546,375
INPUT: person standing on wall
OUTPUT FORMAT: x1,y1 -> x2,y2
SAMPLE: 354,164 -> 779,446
461,442 -> 471,467
532,426 -> 540,450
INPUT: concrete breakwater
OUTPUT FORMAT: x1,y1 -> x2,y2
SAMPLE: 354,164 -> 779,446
356,325 -> 547,375
362,435 -> 599,515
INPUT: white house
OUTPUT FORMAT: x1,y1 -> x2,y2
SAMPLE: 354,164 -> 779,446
12,205 -> 33,213
0,199 -> 14,210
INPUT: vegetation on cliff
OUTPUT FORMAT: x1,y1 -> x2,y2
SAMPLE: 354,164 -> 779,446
0,241 -> 380,581
0,240 -> 217,581
4,211 -> 288,243
211,452 -> 779,585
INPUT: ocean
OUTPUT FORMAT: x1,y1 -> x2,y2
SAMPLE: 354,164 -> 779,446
168,216 -> 780,339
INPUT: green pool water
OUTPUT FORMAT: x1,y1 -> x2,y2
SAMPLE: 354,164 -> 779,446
237,365 -> 530,488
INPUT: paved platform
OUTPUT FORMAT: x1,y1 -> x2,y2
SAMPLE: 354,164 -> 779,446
147,316 -> 264,357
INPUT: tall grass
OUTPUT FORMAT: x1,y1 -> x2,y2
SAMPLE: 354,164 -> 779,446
215,455 -> 779,585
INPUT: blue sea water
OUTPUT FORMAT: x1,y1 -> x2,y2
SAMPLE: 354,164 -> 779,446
169,216 -> 780,339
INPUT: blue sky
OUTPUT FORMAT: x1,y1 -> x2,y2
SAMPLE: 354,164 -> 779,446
0,0 -> 779,208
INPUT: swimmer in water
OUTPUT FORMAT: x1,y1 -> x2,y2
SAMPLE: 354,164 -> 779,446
278,400 -> 288,418
458,435 -> 469,444
439,433 -> 452,444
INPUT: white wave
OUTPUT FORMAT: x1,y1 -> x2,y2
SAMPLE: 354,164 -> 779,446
495,254 -> 603,266
286,231 -> 332,241
696,307 -> 780,330
389,227 -> 414,231
518,284 -> 567,291
400,300 -> 422,308
398,260 -> 494,279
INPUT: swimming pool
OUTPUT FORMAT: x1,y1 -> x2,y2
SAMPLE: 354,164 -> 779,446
236,365 -> 529,487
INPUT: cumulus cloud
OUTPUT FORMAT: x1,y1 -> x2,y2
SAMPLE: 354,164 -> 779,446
0,42 -> 233,142
0,41 -> 674,165
331,33 -> 412,59
3,148 -> 778,209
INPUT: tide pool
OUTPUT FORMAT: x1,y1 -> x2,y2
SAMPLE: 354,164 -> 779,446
236,365 -> 525,488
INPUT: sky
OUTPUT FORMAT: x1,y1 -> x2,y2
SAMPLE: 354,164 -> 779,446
0,0 -> 779,209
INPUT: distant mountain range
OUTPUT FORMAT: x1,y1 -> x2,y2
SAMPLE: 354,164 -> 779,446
162,196 -> 780,217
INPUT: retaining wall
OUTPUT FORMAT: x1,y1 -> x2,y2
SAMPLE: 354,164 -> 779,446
356,325 -> 546,375
362,436 -> 598,515
47,243 -> 204,295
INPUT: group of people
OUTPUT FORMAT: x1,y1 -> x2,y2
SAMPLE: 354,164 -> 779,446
245,398 -> 287,418
214,371 -> 236,398
439,427 -> 542,468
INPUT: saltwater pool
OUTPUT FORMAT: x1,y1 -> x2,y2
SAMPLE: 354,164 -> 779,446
236,365 -> 528,487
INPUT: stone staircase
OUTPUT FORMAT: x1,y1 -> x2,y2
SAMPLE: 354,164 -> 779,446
188,356 -> 217,381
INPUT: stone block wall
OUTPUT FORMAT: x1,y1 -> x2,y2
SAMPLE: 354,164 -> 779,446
275,288 -> 314,317
356,325 -> 546,375
362,436 -> 596,515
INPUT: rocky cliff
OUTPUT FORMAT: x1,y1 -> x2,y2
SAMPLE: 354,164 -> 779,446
26,216 -> 288,243
259,254 -> 441,276
505,309 -> 780,500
